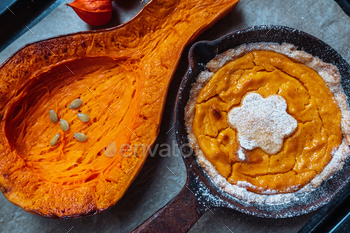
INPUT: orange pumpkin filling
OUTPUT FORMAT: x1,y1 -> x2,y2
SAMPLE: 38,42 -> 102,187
192,51 -> 343,194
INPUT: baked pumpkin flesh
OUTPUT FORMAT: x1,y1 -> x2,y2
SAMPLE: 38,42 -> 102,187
193,51 -> 342,194
0,0 -> 239,218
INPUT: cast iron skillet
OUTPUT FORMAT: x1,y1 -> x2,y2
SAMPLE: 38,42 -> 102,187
133,25 -> 350,232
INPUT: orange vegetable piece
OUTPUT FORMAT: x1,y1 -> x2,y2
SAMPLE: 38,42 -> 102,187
0,0 -> 240,218
68,0 -> 113,26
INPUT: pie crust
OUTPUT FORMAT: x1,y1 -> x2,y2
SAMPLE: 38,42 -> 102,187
185,43 -> 350,204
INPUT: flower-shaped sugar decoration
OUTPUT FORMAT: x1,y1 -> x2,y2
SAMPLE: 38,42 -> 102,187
227,93 -> 298,154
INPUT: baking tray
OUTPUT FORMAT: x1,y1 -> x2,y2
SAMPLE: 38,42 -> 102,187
0,0 -> 66,52
1,0 -> 350,232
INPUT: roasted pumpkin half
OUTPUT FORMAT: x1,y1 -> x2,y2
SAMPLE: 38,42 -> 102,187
0,0 -> 239,218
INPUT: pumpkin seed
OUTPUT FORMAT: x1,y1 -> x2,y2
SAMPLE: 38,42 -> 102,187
74,133 -> 87,142
103,142 -> 117,158
49,133 -> 60,146
69,99 -> 82,109
60,119 -> 69,131
49,109 -> 58,123
77,113 -> 89,122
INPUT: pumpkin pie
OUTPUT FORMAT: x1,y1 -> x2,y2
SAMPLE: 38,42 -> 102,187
185,43 -> 350,204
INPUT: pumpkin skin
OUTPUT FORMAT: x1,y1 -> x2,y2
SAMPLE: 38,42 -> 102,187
0,0 -> 239,218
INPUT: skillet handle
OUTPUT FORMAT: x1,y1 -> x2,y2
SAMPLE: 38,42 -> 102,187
132,184 -> 208,233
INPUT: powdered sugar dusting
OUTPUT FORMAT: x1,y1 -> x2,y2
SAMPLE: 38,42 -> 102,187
237,148 -> 245,161
228,93 -> 298,154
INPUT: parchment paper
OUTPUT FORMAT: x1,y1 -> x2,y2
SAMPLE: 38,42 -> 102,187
0,0 -> 350,232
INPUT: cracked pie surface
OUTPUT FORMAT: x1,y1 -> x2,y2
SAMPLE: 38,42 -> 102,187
185,43 -> 350,203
